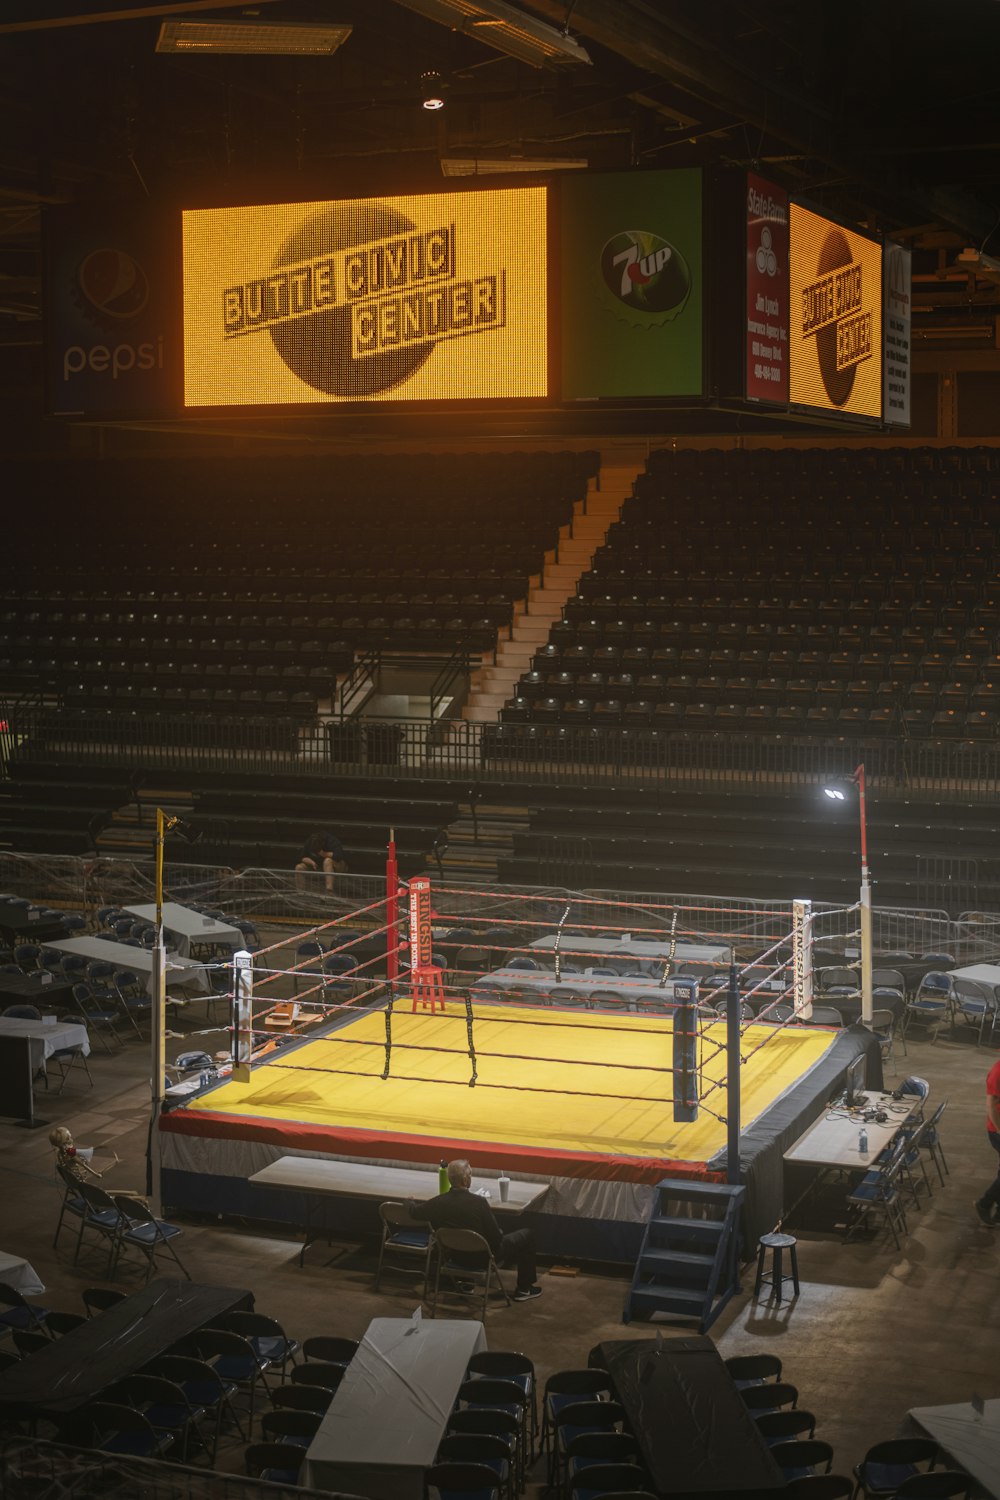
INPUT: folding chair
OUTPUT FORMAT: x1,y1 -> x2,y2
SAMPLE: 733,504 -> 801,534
374,1201 -> 432,1292
429,1227 -> 511,1319
112,1194 -> 190,1282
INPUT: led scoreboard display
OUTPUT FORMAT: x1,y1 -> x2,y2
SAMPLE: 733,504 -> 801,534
182,186 -> 547,407
789,203 -> 882,419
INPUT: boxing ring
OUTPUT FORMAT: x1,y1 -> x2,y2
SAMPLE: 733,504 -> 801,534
158,874 -> 880,1258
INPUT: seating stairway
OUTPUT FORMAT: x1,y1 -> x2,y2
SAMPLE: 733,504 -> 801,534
436,802 -> 532,886
624,1179 -> 745,1332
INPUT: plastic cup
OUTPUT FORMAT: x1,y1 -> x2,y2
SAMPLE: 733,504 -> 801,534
498,1175 -> 510,1203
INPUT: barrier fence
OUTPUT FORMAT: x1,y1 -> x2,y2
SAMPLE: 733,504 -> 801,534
0,847 -> 996,966
6,703 -> 1000,798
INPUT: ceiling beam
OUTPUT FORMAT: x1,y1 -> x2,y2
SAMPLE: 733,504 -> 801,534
0,0 -> 283,35
524,0 -> 999,242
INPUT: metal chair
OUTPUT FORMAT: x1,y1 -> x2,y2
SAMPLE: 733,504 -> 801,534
301,1335 -> 359,1367
740,1382 -> 799,1414
754,1410 -> 818,1445
845,1142 -> 910,1249
374,1201 -> 432,1292
429,1227 -> 511,1318
951,977 -> 998,1046
245,1441 -> 306,1485
79,1400 -> 173,1459
467,1349 -> 538,1445
260,1408 -> 322,1447
903,973 -> 953,1042
289,1361 -> 345,1392
724,1353 -> 782,1387
852,1436 -> 941,1499
112,1193 -> 190,1282
73,1181 -> 126,1273
148,1349 -> 249,1461
804,1005 -> 844,1027
920,1099 -> 950,1184
217,1310 -> 300,1381
869,1008 -> 899,1075
82,1286 -> 126,1316
771,1440 -> 834,1480
71,983 -> 124,1052
122,1371 -> 212,1463
436,1433 -> 514,1500
425,1461 -> 500,1500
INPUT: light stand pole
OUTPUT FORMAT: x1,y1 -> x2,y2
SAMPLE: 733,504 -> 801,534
824,764 -> 874,1027
854,763 -> 875,1028
150,806 -> 177,1215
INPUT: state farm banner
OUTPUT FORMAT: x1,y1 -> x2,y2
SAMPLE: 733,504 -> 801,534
559,169 -> 702,398
43,204 -> 181,415
745,174 -> 789,403
883,241 -> 911,427
182,187 -> 547,406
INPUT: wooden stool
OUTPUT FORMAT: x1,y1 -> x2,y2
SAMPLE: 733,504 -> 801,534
753,1231 -> 800,1303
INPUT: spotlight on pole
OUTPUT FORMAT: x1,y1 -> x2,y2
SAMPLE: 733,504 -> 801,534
820,765 -> 874,1027
421,70 -> 446,109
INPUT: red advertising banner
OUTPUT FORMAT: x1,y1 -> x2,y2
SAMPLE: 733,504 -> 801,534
745,174 -> 789,403
408,876 -> 434,970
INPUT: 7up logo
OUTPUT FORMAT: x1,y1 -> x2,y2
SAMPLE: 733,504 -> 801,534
601,229 -> 690,316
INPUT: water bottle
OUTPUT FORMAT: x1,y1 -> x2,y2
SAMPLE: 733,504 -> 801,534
859,1128 -> 868,1154
438,1159 -> 450,1193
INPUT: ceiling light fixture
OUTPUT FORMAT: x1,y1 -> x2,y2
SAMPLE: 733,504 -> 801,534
440,154 -> 588,175
421,70 -> 447,109
156,20 -> 353,56
392,0 -> 591,68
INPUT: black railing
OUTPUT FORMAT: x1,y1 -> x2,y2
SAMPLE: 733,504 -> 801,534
7,703 -> 1000,801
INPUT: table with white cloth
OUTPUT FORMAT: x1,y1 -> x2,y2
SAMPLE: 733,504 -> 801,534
0,1016 -> 90,1069
301,1315 -> 487,1500
46,936 -> 207,996
248,1157 -> 546,1267
124,903 -> 242,959
473,966 -> 687,1007
0,1251 -> 45,1296
528,933 -> 730,974
783,1091 -> 921,1170
910,1398 -> 1000,1500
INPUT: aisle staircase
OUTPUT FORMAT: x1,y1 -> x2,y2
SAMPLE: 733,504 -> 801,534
624,1179 -> 744,1332
434,801 -> 530,886
94,788 -> 196,856
461,460 -> 644,723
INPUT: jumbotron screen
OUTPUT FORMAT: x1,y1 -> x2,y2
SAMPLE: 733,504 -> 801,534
182,187 -> 547,407
789,203 -> 882,418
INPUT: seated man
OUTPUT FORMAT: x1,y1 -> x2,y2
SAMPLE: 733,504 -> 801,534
409,1158 -> 541,1301
295,829 -> 348,893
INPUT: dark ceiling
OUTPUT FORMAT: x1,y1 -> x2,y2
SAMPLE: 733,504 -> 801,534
2,0 -> 1000,346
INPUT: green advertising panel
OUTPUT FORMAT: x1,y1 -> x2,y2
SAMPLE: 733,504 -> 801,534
560,169 -> 702,398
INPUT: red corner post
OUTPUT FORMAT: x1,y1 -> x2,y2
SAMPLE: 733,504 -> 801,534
386,830 -> 399,987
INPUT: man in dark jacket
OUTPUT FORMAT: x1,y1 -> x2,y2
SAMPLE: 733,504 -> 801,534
410,1159 -> 541,1301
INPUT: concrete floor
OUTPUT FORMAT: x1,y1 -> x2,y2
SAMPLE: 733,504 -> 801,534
2,1007 -> 998,1485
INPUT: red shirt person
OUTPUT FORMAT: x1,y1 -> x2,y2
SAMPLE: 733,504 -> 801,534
974,1058 -> 1000,1225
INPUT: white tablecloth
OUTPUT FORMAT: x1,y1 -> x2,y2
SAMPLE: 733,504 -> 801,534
529,934 -> 730,972
47,937 -> 207,996
302,1316 -> 487,1500
910,1399 -> 1000,1499
124,903 -> 242,959
0,1016 -> 90,1067
0,1251 -> 45,1296
473,966 -> 685,1006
